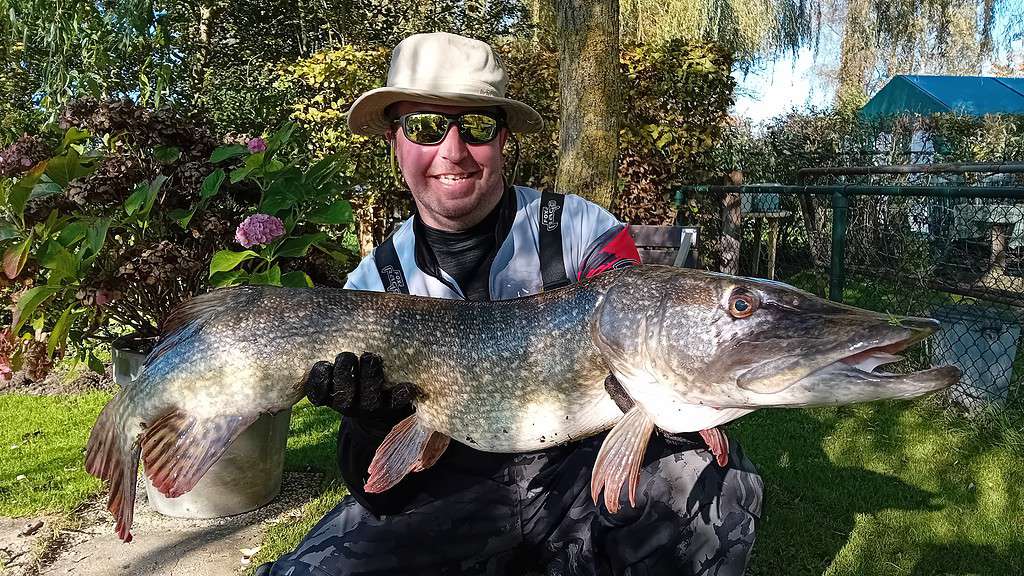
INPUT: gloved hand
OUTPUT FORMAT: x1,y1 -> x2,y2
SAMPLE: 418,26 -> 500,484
304,352 -> 418,419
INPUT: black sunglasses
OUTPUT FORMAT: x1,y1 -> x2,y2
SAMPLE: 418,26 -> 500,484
396,111 -> 505,145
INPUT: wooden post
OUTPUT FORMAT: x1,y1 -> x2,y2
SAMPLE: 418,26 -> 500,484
767,218 -> 781,280
751,218 -> 763,277
719,170 -> 743,274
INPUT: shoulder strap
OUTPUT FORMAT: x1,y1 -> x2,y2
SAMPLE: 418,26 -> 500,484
539,191 -> 570,291
375,235 -> 410,294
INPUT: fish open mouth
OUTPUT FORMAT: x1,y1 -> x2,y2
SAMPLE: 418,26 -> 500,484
837,336 -> 921,376
781,321 -> 961,405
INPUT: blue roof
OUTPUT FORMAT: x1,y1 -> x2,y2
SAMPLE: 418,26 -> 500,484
860,75 -> 1024,118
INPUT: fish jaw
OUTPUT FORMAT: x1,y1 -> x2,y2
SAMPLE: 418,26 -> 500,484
726,317 -> 960,407
751,358 -> 961,407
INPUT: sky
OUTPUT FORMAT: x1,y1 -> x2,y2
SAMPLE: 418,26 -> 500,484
731,47 -> 825,124
731,5 -> 1024,124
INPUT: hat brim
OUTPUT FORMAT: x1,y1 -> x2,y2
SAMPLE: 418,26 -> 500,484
347,87 -> 544,136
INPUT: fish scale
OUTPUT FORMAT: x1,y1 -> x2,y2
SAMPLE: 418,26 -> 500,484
85,265 -> 960,541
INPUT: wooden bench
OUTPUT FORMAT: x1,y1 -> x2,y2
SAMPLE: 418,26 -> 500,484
628,225 -> 700,268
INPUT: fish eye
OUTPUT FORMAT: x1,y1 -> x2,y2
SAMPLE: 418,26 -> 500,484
728,290 -> 758,319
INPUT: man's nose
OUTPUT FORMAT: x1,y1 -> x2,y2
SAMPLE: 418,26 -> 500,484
438,124 -> 470,162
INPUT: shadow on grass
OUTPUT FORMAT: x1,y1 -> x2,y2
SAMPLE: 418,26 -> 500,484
735,401 -> 1024,575
735,408 -> 940,576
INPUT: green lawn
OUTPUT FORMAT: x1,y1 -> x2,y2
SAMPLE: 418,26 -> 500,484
731,401 -> 1024,576
0,392 -> 111,517
248,399 -> 348,571
3,392 -> 1020,575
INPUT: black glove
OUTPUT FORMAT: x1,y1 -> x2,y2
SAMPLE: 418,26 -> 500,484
304,352 -> 418,419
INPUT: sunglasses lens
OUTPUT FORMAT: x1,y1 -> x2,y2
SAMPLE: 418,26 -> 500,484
401,112 -> 502,145
458,113 -> 500,144
403,113 -> 449,144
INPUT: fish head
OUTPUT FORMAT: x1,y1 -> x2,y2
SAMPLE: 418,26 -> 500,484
594,267 -> 960,410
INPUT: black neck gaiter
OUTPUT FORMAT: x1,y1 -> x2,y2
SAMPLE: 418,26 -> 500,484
419,202 -> 501,301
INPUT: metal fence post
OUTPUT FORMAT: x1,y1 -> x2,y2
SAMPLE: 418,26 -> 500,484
829,191 -> 849,302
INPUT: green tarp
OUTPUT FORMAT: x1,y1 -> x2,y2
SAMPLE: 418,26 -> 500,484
860,75 -> 1024,119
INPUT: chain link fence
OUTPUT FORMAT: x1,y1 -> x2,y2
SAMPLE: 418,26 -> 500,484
678,165 -> 1024,414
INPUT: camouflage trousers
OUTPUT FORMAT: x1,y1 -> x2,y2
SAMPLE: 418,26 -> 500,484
256,433 -> 763,576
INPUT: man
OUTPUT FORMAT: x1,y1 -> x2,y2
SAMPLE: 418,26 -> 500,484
258,32 -> 762,576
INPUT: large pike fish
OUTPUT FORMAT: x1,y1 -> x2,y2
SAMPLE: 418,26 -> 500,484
85,265 -> 959,541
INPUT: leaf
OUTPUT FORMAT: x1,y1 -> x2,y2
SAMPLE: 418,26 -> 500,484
210,144 -> 247,163
306,199 -> 353,225
275,233 -> 326,259
249,265 -> 282,286
87,350 -> 105,374
260,174 -> 305,214
153,145 -> 181,164
305,153 -> 347,188
201,169 -> 225,199
83,219 -> 110,261
230,152 -> 265,183
210,269 -> 248,287
124,183 -> 148,215
38,240 -> 77,280
3,236 -> 31,279
266,123 -> 295,151
45,149 -> 97,189
143,175 -> 167,216
280,271 -> 313,288
12,285 -> 59,335
209,249 -> 259,276
57,127 -> 90,152
124,175 -> 166,217
0,222 -> 20,242
56,221 -> 88,246
30,175 -> 63,200
9,163 -> 46,222
168,208 -> 194,228
47,305 -> 79,358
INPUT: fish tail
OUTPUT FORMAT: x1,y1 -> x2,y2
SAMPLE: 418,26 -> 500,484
85,394 -> 141,543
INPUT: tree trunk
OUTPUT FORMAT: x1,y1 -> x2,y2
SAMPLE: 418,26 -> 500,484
191,2 -> 217,102
554,0 -> 620,210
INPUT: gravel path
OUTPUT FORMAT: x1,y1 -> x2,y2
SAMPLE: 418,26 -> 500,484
2,472 -> 320,576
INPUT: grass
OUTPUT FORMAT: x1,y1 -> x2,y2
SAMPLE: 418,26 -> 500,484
3,391 -> 1020,575
247,399 -> 349,572
0,392 -> 111,517
731,400 -> 1024,576
247,398 -> 1024,575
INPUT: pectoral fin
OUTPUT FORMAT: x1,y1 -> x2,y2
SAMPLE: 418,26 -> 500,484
365,414 -> 450,493
141,408 -> 258,498
699,427 -> 730,467
590,405 -> 655,514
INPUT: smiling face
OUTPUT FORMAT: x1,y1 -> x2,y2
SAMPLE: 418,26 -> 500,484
387,101 -> 509,231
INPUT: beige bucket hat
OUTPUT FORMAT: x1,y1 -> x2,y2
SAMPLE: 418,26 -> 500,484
347,32 -> 544,136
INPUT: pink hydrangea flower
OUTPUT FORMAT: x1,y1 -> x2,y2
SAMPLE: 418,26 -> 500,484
235,214 -> 285,248
247,138 -> 267,153
0,358 -> 12,381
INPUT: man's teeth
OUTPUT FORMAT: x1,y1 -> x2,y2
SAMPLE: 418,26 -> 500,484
438,174 -> 471,183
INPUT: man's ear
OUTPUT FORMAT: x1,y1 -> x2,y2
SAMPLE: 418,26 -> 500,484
499,127 -> 509,148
